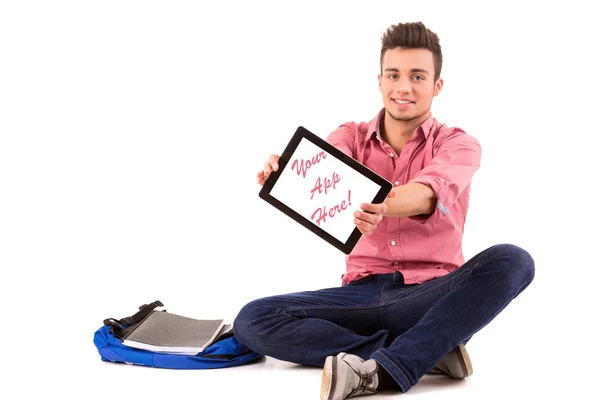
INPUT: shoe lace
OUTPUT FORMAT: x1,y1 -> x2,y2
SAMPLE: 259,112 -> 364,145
349,368 -> 377,397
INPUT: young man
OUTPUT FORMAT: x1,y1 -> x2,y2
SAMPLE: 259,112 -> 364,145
234,22 -> 535,399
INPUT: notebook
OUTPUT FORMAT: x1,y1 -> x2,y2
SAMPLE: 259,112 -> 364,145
121,310 -> 231,355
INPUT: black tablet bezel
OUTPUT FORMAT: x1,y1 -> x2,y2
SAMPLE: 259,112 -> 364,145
258,126 -> 393,254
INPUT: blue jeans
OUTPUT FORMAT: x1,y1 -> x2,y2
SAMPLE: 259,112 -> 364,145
233,244 -> 535,392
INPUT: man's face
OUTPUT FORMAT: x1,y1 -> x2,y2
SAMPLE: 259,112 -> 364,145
378,48 -> 443,123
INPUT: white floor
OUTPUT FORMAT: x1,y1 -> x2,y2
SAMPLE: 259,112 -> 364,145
51,332 -> 587,400
15,291 -> 591,400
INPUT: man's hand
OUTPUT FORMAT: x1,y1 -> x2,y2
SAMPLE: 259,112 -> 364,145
257,154 -> 280,186
354,191 -> 397,236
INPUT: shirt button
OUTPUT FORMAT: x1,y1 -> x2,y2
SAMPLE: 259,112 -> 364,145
394,180 -> 400,186
390,240 -> 397,246
389,152 -> 394,157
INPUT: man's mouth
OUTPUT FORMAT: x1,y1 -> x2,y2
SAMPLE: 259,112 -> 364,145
394,99 -> 414,104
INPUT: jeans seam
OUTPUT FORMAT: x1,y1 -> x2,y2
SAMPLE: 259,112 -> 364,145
396,266 -> 472,302
291,268 -> 471,318
285,303 -> 384,312
246,313 -> 367,347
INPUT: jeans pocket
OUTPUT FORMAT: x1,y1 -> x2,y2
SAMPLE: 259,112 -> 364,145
344,274 -> 377,287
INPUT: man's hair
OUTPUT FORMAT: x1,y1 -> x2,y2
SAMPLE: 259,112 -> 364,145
380,22 -> 443,82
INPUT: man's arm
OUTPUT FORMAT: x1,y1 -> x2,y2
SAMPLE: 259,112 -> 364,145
377,131 -> 481,220
383,183 -> 436,218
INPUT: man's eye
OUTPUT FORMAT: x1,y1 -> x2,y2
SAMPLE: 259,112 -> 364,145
388,74 -> 398,79
413,76 -> 424,81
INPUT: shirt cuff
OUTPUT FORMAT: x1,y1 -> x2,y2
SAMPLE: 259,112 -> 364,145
407,177 -> 450,223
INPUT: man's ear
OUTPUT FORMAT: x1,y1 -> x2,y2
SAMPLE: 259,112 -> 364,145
378,74 -> 383,92
434,78 -> 444,96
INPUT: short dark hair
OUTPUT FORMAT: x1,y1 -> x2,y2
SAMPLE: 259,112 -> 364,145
380,22 -> 443,82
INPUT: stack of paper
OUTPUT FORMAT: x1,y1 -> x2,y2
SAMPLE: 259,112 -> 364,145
122,310 -> 233,355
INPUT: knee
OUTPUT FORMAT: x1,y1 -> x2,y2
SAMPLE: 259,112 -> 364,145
485,243 -> 535,286
233,297 -> 279,346
233,299 -> 260,343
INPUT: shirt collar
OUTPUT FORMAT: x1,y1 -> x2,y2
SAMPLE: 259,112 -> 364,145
419,113 -> 435,139
364,109 -> 436,143
364,108 -> 386,143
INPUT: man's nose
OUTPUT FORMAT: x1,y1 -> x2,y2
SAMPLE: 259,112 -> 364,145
395,80 -> 412,94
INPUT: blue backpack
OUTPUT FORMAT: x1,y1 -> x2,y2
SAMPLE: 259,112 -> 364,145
94,301 -> 264,369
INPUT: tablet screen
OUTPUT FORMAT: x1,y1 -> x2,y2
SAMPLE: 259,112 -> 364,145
270,136 -> 383,244
259,126 -> 392,254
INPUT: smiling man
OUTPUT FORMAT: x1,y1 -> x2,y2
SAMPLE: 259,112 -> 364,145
234,22 -> 535,399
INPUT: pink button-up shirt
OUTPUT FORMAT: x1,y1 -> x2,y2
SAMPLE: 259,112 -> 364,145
326,109 -> 482,285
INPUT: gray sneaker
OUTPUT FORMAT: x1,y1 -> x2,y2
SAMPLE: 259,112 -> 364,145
320,353 -> 379,400
428,343 -> 473,379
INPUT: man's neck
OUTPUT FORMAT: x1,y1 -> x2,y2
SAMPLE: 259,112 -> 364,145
382,110 -> 430,155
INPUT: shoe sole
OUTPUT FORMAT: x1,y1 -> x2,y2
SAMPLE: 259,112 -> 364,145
320,356 -> 337,400
453,343 -> 473,378
428,343 -> 473,378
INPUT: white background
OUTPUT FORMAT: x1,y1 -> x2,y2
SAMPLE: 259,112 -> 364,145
1,1 -> 598,399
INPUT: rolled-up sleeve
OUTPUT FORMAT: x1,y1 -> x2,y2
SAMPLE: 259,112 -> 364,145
408,131 -> 482,220
325,123 -> 356,157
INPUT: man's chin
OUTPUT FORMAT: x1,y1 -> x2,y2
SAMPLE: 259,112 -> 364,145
386,108 -> 419,122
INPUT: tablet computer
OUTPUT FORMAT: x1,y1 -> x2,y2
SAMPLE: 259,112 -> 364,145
259,126 -> 393,254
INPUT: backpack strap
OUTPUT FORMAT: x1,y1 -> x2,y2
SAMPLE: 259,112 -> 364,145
199,348 -> 256,360
104,300 -> 164,339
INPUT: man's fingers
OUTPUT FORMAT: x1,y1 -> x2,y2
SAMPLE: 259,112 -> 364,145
352,201 -> 388,235
357,226 -> 370,236
356,222 -> 376,236
256,170 -> 267,186
263,161 -> 273,176
354,210 -> 381,226
354,208 -> 382,237
258,169 -> 270,179
268,154 -> 280,171
257,154 -> 281,187
360,202 -> 387,215
263,154 -> 281,177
